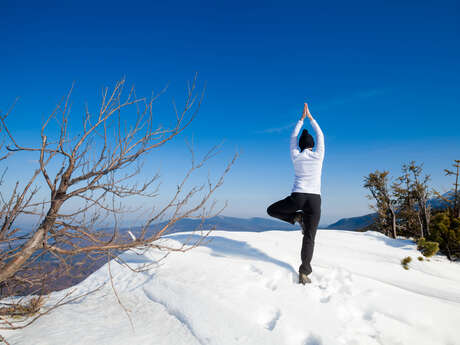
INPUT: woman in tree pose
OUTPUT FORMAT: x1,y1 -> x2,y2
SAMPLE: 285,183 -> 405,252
267,103 -> 325,284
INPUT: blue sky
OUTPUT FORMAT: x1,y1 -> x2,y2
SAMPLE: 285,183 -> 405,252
1,0 -> 459,225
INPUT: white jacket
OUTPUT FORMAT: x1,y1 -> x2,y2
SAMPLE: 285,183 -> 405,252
290,118 -> 325,195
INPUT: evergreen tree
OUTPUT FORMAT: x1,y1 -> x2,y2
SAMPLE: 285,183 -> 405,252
427,211 -> 460,260
416,237 -> 439,257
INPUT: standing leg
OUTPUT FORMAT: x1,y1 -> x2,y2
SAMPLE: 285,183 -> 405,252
267,195 -> 299,224
299,194 -> 321,276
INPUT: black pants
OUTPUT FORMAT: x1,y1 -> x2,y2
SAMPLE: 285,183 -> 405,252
267,192 -> 321,275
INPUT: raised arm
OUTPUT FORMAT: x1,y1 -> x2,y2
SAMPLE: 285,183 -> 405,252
304,103 -> 325,159
310,118 -> 324,158
290,118 -> 303,160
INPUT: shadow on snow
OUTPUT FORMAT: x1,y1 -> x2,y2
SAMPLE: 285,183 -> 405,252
168,234 -> 298,276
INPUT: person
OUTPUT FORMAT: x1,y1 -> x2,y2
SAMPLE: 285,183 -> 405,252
266,103 -> 325,285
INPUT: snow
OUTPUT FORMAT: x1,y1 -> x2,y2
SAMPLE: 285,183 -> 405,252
4,229 -> 460,345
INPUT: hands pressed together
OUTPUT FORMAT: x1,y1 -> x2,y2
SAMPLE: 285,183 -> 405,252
301,103 -> 313,121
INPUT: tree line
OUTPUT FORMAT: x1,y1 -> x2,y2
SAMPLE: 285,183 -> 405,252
364,160 -> 460,260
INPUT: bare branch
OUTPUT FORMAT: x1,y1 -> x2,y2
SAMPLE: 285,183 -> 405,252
0,76 -> 236,330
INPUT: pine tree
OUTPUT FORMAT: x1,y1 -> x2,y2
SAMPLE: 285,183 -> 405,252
416,237 -> 439,257
428,211 -> 460,260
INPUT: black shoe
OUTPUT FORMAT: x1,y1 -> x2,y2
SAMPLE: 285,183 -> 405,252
299,272 -> 311,285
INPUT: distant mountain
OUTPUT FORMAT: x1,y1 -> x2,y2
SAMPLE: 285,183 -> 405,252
428,190 -> 457,209
149,216 -> 300,233
326,213 -> 377,231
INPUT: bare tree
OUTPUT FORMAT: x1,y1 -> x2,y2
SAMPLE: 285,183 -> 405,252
364,170 -> 397,238
0,76 -> 237,326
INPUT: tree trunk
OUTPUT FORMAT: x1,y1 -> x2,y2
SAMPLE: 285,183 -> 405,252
446,243 -> 452,261
0,191 -> 66,284
417,212 -> 424,238
390,208 -> 397,239
0,227 -> 45,284
422,207 -> 430,236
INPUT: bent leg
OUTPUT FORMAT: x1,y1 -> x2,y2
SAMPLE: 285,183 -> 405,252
299,194 -> 321,275
267,195 -> 299,224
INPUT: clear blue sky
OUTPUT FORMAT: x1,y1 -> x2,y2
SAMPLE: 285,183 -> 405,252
1,0 -> 459,225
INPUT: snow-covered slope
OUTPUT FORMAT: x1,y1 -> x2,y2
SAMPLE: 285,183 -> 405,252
5,230 -> 460,345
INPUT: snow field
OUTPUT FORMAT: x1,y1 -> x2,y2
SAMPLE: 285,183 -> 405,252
4,230 -> 460,345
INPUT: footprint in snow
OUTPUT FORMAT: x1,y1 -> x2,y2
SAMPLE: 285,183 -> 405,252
303,333 -> 323,345
257,307 -> 281,331
316,267 -> 356,301
247,264 -> 264,275
315,269 -> 381,344
265,279 -> 278,291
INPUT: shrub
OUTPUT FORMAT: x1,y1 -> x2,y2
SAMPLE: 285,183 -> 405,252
401,256 -> 412,270
418,256 -> 424,261
427,211 -> 460,260
401,256 -> 412,264
417,238 -> 439,257
417,237 -> 425,248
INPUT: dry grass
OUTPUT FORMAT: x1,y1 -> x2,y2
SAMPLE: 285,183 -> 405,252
0,296 -> 45,318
